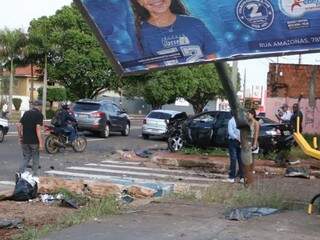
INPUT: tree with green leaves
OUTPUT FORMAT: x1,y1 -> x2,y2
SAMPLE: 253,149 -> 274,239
0,28 -> 27,115
40,5 -> 118,100
38,86 -> 67,109
123,64 -> 231,113
28,16 -> 57,118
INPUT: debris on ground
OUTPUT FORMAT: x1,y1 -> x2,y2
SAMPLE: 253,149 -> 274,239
10,172 -> 38,201
285,167 -> 310,179
60,198 -> 79,209
227,207 -> 279,221
0,218 -> 23,229
288,160 -> 301,165
134,148 -> 155,158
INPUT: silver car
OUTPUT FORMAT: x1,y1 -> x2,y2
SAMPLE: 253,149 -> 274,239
142,110 -> 182,139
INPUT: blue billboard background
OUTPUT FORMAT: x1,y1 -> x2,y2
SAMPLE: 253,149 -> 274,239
77,0 -> 320,75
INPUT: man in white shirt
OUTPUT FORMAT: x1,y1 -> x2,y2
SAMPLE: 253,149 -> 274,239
275,103 -> 292,123
226,114 -> 243,183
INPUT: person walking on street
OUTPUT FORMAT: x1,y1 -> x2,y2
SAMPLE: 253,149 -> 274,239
290,103 -> 303,133
245,108 -> 260,186
226,113 -> 243,183
17,100 -> 44,176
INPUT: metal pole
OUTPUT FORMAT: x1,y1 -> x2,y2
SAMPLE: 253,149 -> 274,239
214,62 -> 252,181
232,61 -> 238,88
42,54 -> 48,119
243,68 -> 247,106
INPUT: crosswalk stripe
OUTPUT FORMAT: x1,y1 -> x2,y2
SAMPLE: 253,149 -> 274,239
66,166 -> 219,183
44,170 -> 214,186
101,160 -> 142,165
0,181 -> 15,186
84,163 -> 227,179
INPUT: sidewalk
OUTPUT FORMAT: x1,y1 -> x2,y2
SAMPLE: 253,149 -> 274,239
42,200 -> 320,240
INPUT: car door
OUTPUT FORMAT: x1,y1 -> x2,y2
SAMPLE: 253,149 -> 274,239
104,103 -> 118,131
187,112 -> 216,147
109,104 -> 125,131
213,112 -> 232,147
112,103 -> 127,130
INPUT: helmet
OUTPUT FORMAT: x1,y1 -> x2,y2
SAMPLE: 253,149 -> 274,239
61,102 -> 69,110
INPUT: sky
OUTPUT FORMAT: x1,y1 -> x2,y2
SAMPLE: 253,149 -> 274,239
0,0 -> 319,93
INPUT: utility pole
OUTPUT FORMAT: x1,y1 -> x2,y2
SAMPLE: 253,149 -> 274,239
243,68 -> 247,106
231,61 -> 238,88
298,54 -> 302,64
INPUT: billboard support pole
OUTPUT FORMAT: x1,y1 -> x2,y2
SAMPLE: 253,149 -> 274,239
214,61 -> 253,185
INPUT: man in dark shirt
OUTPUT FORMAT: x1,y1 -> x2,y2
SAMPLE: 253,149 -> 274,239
290,103 -> 303,133
17,100 -> 44,176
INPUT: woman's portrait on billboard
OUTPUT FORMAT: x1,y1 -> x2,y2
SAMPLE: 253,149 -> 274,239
130,0 -> 218,66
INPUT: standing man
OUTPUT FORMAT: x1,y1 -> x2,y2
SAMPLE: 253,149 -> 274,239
290,103 -> 303,133
226,113 -> 243,183
17,100 -> 44,176
275,103 -> 292,124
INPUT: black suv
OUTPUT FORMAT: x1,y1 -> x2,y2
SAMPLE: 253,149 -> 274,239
175,111 -> 293,154
73,99 -> 130,138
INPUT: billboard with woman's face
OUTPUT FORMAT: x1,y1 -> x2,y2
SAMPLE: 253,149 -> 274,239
75,0 -> 320,75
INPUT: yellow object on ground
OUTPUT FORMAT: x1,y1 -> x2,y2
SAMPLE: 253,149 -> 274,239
293,133 -> 320,160
293,116 -> 320,160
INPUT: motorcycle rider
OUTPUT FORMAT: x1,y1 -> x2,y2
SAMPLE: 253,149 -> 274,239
52,103 -> 77,143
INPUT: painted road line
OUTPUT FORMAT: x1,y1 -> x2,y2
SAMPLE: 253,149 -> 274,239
67,166 -> 220,183
0,181 -> 15,186
101,160 -> 142,165
86,138 -> 107,142
45,170 -> 213,186
85,163 -> 227,179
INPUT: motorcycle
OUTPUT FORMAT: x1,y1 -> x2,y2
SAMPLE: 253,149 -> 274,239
44,124 -> 87,154
166,112 -> 188,152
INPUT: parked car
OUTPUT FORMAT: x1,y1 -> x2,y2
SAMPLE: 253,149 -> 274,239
167,111 -> 294,154
0,116 -> 9,142
73,99 -> 130,138
142,110 -> 182,139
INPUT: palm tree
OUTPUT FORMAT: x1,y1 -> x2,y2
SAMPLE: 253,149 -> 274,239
0,28 -> 27,115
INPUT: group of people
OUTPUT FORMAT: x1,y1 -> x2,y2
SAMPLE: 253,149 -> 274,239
227,102 -> 304,185
226,109 -> 259,185
16,101 -> 77,177
275,103 -> 303,133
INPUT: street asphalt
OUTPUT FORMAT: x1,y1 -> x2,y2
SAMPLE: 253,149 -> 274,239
0,124 -> 166,183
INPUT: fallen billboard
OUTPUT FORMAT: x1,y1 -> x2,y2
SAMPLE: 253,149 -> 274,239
75,0 -> 320,75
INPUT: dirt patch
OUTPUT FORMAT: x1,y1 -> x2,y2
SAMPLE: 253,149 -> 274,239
0,200 -> 75,240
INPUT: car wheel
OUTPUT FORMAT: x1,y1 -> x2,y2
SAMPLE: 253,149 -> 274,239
100,124 -> 110,138
168,135 -> 184,152
121,123 -> 130,136
142,134 -> 149,140
0,127 -> 4,143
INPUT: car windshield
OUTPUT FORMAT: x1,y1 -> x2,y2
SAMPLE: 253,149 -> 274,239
73,102 -> 100,112
148,112 -> 172,120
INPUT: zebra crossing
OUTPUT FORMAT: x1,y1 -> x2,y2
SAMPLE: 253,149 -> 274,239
45,158 -> 228,188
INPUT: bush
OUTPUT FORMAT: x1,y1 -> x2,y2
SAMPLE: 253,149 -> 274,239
12,98 -> 22,111
46,109 -> 56,119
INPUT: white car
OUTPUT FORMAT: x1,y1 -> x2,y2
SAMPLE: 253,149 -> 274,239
142,110 -> 182,139
0,117 -> 9,142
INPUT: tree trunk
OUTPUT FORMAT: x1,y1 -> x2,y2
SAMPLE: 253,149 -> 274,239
42,54 -> 48,119
8,58 -> 14,116
30,64 -> 34,102
214,62 -> 253,183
